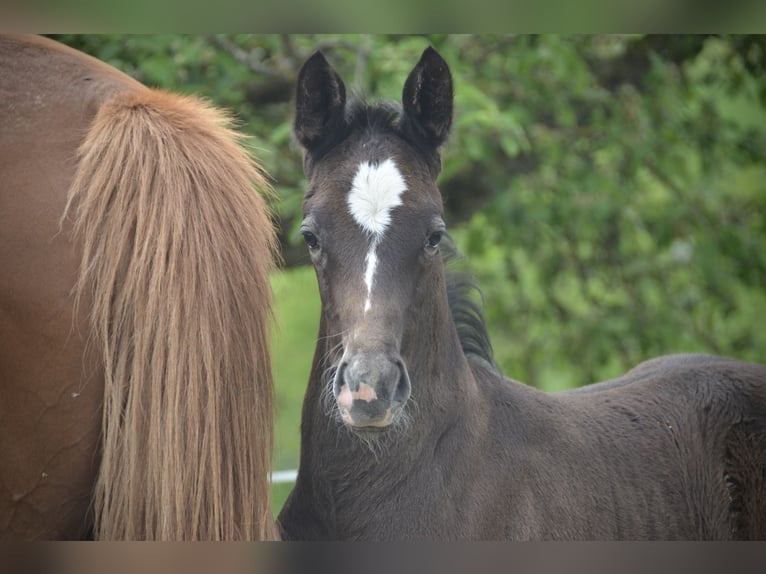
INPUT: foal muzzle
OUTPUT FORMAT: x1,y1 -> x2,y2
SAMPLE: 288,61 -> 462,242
333,351 -> 411,430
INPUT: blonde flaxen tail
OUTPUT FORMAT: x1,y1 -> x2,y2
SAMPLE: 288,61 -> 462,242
64,89 -> 278,540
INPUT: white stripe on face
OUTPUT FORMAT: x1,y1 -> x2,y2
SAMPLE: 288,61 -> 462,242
347,158 -> 407,313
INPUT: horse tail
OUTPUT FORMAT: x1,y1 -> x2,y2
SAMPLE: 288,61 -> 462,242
64,88 -> 278,540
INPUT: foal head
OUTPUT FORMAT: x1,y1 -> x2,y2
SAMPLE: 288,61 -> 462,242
295,47 -> 454,434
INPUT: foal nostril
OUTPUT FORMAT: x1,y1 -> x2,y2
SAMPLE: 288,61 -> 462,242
392,361 -> 411,406
333,362 -> 347,394
333,362 -> 353,412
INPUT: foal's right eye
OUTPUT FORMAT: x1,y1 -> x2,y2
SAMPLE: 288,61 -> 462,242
302,230 -> 319,250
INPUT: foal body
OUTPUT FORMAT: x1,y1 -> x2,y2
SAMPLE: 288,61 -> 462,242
284,321 -> 765,539
278,47 -> 766,540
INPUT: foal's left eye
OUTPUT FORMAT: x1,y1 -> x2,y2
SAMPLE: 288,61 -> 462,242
426,231 -> 443,250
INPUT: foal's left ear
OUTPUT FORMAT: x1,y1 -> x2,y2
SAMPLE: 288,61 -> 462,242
401,47 -> 453,149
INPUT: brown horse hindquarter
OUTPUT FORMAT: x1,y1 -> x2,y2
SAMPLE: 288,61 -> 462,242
0,35 -> 144,539
1,35 -> 278,540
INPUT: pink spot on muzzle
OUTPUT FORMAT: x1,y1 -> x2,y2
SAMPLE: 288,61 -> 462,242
337,382 -> 378,411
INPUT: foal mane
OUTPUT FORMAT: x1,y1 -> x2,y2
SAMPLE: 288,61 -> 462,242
346,97 -> 401,132
443,237 -> 499,372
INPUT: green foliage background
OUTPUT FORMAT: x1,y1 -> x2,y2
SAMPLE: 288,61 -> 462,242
52,35 -> 766,504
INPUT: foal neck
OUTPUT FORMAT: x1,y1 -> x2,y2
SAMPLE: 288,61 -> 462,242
402,271 -> 481,421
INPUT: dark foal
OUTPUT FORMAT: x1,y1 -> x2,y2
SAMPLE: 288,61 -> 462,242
278,47 -> 766,540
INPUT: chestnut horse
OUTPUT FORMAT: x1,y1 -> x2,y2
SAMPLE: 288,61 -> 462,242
278,47 -> 766,540
1,35 -> 278,540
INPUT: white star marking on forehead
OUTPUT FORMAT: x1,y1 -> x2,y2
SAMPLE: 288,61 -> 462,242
346,158 -> 407,313
347,158 -> 407,236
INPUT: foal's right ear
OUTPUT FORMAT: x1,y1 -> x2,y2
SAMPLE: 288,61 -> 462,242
294,51 -> 347,153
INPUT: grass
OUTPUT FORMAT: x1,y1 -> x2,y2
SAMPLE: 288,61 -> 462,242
269,265 -> 321,514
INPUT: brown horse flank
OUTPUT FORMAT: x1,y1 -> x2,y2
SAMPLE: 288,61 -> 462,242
1,35 -> 278,540
278,48 -> 766,540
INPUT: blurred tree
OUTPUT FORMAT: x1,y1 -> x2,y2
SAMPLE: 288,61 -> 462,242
52,34 -> 766,389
